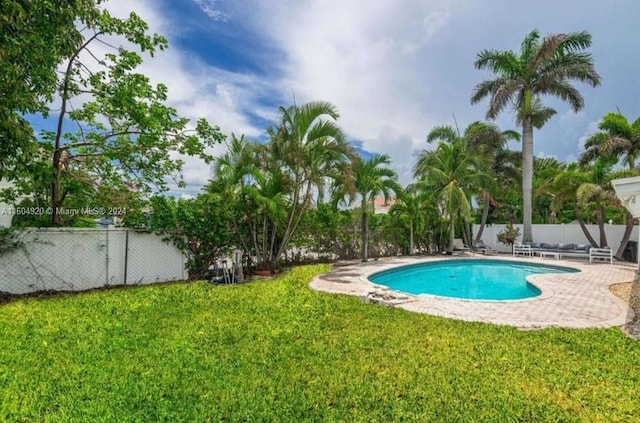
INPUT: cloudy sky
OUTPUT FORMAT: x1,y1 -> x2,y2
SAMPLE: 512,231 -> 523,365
55,0 -> 640,194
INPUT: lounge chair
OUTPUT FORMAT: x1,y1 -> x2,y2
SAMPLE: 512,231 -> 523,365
472,240 -> 496,255
452,238 -> 471,255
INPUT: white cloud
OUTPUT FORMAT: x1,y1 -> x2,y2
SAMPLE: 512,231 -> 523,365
95,0 -> 640,192
237,0 -> 463,185
97,0 -> 269,195
191,0 -> 228,22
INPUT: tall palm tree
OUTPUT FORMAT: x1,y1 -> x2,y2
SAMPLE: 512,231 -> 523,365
471,29 -> 601,242
334,154 -> 400,262
414,139 -> 489,252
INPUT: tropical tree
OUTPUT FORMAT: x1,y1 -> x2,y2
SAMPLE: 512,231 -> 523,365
213,136 -> 288,272
268,101 -> 355,262
0,0 -> 100,180
580,113 -> 640,258
471,29 -> 601,242
389,186 -> 432,255
581,112 -> 640,170
21,10 -> 225,226
213,102 -> 354,271
463,122 -> 520,241
414,139 -> 489,252
545,163 -> 598,246
334,154 -> 400,262
576,184 -> 620,249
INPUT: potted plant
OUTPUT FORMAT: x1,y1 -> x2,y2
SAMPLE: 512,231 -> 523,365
497,223 -> 521,251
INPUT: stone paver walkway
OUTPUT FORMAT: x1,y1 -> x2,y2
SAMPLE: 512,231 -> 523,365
309,255 -> 636,329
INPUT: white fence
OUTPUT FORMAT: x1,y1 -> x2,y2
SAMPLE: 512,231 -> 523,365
0,228 -> 187,295
474,223 -> 639,255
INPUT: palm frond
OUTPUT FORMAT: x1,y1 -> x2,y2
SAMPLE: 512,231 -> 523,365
426,125 -> 458,144
598,112 -> 633,138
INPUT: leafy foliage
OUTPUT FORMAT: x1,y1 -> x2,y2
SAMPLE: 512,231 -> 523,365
497,222 -> 521,246
147,195 -> 236,279
213,102 -> 354,269
414,133 -> 490,251
0,0 -> 100,178
581,112 -> 640,170
8,8 -> 225,226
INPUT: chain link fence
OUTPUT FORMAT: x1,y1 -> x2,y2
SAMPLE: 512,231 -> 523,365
0,228 -> 186,295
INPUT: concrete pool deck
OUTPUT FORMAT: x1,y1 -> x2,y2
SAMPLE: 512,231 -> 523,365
309,255 -> 637,329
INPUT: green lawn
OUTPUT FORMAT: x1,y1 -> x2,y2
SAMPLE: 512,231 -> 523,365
1,265 -> 640,422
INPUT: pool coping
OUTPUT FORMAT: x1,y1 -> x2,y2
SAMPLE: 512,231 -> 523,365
309,255 -> 636,329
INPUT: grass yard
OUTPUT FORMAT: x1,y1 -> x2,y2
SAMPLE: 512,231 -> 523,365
1,264 -> 640,421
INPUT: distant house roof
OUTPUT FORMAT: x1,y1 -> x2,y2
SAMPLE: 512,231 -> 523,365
373,196 -> 396,214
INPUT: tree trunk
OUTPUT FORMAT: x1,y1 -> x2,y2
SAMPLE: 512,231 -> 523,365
409,218 -> 414,255
522,115 -> 534,242
464,218 -> 472,247
475,193 -> 491,242
573,202 -> 598,247
361,198 -> 368,262
614,211 -> 635,260
448,218 -> 455,252
596,203 -> 608,248
51,149 -> 63,226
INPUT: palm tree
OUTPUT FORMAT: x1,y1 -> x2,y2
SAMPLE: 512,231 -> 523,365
414,139 -> 489,252
545,163 -> 598,246
463,122 -> 520,242
576,183 -> 615,248
334,154 -> 400,262
471,29 -> 601,242
269,101 -> 355,264
389,186 -> 431,255
581,112 -> 640,170
580,113 -> 640,258
212,136 -> 286,268
212,101 -> 354,271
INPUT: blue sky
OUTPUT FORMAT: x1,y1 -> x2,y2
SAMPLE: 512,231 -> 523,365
70,0 -> 640,195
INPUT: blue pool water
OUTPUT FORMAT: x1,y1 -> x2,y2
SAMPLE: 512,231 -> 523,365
369,259 -> 579,300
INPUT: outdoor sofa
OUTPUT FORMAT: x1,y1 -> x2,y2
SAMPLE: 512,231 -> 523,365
525,242 -> 592,257
514,242 -> 613,263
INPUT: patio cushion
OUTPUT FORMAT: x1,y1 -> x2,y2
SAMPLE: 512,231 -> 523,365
529,242 -> 541,249
558,243 -> 576,251
540,243 -> 558,250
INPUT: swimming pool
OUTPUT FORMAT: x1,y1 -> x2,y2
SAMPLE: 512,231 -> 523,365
368,259 -> 579,300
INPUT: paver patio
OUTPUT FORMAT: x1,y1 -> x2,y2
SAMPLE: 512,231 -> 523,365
310,255 -> 637,329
